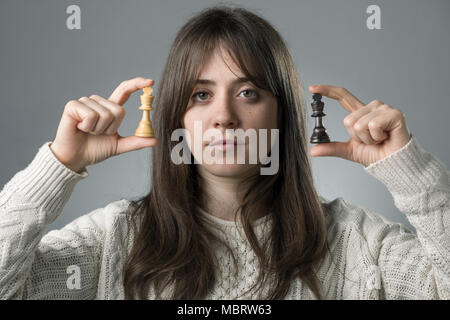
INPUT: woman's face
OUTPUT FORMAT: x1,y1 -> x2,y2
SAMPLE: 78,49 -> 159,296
182,47 -> 278,178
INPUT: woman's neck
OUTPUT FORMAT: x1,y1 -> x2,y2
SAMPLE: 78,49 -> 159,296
197,166 -> 258,222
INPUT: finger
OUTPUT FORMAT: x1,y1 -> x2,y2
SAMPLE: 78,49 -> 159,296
309,84 -> 365,112
343,107 -> 372,143
89,94 -> 126,135
116,135 -> 159,155
109,77 -> 154,106
353,111 -> 382,145
78,97 -> 114,135
371,108 -> 405,134
355,104 -> 395,144
310,141 -> 351,160
343,100 -> 384,143
64,100 -> 100,133
367,113 -> 390,143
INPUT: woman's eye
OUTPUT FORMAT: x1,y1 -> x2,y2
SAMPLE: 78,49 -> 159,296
192,89 -> 258,103
239,89 -> 257,99
192,91 -> 210,101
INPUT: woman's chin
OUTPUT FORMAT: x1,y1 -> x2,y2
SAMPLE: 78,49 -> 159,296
202,163 -> 258,178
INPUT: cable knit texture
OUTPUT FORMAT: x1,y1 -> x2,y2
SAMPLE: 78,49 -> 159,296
0,134 -> 448,299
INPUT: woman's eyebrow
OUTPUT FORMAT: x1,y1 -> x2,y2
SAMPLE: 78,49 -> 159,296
195,78 -> 251,85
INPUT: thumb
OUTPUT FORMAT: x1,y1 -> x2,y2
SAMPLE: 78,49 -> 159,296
116,135 -> 158,155
310,141 -> 350,160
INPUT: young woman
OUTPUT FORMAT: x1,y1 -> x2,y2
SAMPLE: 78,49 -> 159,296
0,5 -> 448,300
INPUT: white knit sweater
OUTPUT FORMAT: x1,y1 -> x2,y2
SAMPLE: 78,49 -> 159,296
0,135 -> 448,300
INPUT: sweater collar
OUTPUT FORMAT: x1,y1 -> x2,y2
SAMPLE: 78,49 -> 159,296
196,205 -> 271,229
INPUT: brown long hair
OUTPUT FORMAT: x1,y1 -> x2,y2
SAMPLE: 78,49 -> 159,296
123,4 -> 329,299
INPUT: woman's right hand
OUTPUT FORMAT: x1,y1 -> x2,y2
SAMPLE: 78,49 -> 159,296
50,77 -> 158,173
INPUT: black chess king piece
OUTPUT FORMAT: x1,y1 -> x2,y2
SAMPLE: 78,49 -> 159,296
310,93 -> 330,144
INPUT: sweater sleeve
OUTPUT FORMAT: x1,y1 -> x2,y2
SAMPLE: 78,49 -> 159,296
359,134 -> 450,299
0,141 -> 107,299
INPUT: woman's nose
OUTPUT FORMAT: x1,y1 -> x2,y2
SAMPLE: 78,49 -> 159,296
212,97 -> 238,129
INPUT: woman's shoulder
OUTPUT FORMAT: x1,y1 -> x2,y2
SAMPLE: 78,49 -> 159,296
83,198 -> 134,220
318,195 -> 414,245
320,195 -> 393,224
56,198 -> 136,239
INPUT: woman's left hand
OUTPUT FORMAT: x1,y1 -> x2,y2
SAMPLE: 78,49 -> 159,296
308,84 -> 412,167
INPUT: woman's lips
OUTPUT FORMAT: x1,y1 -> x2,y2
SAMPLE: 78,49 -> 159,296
209,139 -> 236,147
208,139 -> 243,151
212,142 -> 237,151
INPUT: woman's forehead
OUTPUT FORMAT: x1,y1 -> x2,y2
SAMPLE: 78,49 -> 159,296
197,46 -> 252,80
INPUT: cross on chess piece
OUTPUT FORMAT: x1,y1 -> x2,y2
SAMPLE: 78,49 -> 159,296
134,86 -> 155,138
310,93 -> 330,144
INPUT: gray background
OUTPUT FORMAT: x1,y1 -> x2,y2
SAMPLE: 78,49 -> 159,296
1,0 -> 449,233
